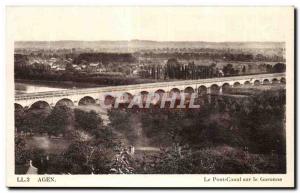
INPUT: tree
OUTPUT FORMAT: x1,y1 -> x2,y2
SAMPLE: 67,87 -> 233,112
272,63 -> 286,73
20,108 -> 50,134
223,64 -> 235,76
242,65 -> 246,74
74,109 -> 103,132
45,106 -> 73,136
63,142 -> 92,174
15,106 -> 25,133
65,142 -> 89,164
92,127 -> 122,148
15,135 -> 29,165
165,58 -> 181,79
108,110 -> 139,145
65,63 -> 74,72
90,147 -> 116,174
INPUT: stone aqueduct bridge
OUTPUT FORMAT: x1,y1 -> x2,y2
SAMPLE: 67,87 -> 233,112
15,73 -> 285,109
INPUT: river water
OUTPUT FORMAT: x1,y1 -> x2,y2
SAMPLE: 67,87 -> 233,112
15,82 -> 67,94
15,80 -> 101,94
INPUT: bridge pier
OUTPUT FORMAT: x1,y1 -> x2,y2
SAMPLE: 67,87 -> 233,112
207,87 -> 211,104
219,87 -> 223,95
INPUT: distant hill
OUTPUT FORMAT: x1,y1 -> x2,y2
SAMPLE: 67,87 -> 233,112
15,40 -> 285,51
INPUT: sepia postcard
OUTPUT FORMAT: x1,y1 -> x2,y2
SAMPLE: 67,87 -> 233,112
6,6 -> 295,188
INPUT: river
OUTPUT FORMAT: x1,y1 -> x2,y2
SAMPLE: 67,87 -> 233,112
15,80 -> 101,94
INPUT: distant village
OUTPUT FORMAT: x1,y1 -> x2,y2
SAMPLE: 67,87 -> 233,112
14,47 -> 286,83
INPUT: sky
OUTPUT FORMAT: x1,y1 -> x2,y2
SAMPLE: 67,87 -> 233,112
7,6 -> 294,42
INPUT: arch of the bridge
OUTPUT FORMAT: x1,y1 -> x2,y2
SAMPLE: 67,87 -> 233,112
244,81 -> 251,85
140,91 -> 149,95
183,86 -> 194,94
55,98 -> 74,107
263,79 -> 270,85
272,78 -> 279,84
166,88 -> 180,101
169,88 -> 181,97
254,80 -> 261,85
155,89 -> 166,94
15,103 -> 24,111
154,89 -> 166,99
117,92 -> 133,103
169,88 -> 180,93
29,100 -> 52,110
103,94 -> 116,105
233,82 -> 241,87
222,83 -> 230,93
210,84 -> 220,94
78,96 -> 96,106
198,85 -> 207,96
138,91 -> 149,102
